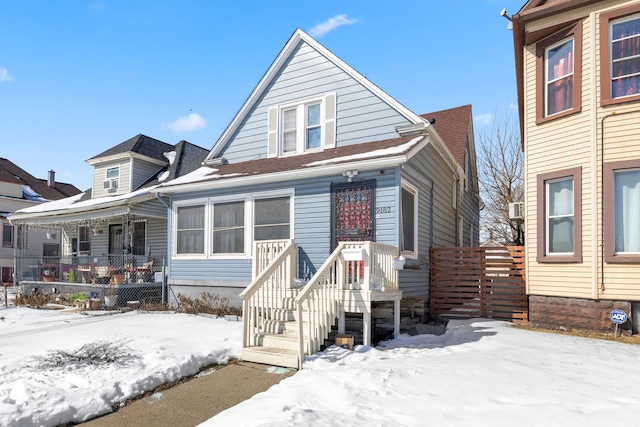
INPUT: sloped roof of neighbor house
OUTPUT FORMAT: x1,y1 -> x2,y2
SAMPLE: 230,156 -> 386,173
135,140 -> 210,189
421,104 -> 472,166
0,158 -> 82,200
87,134 -> 175,163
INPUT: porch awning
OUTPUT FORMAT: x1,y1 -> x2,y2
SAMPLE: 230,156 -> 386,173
11,206 -> 130,227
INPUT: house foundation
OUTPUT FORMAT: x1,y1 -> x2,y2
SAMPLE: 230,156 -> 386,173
528,295 -> 633,335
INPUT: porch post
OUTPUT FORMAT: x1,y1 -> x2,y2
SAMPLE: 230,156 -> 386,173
338,311 -> 345,334
394,298 -> 400,338
363,308 -> 372,346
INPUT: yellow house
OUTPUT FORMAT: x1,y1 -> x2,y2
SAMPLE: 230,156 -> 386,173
512,0 -> 640,332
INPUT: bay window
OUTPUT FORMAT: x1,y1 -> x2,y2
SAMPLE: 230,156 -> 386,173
604,160 -> 640,262
536,23 -> 582,123
537,168 -> 582,262
600,4 -> 640,105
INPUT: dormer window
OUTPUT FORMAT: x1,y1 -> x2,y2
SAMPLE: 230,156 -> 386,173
104,166 -> 119,192
267,93 -> 336,157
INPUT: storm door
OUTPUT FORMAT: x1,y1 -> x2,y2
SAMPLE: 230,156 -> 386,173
331,180 -> 376,248
109,224 -> 124,255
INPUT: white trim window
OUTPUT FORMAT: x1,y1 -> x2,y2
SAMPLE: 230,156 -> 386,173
176,204 -> 205,255
267,93 -> 336,157
173,190 -> 294,259
213,201 -> 245,254
401,181 -> 418,258
78,225 -> 91,254
546,176 -> 574,254
254,196 -> 291,241
105,166 -> 120,191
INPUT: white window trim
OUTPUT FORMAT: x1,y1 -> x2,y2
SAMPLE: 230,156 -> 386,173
545,176 -> 574,256
172,198 -> 208,259
268,93 -> 336,158
279,96 -> 324,156
172,190 -> 295,260
401,180 -> 418,259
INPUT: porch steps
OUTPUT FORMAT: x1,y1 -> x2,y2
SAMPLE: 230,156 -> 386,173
241,346 -> 299,369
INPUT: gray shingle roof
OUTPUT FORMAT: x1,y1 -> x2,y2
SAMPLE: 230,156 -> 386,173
87,134 -> 175,163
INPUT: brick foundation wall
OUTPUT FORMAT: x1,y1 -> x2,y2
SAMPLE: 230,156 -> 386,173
529,295 -> 632,334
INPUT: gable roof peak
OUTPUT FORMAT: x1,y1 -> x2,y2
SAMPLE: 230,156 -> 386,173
205,28 -> 424,162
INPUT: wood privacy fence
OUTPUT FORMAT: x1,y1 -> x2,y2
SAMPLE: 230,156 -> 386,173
430,246 -> 527,323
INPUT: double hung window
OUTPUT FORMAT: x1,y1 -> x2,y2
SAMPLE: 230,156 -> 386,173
601,5 -> 640,105
254,196 -> 291,241
213,201 -> 245,254
536,168 -> 582,262
2,223 -> 13,248
401,182 -> 417,257
604,160 -> 640,262
267,93 -> 336,157
176,205 -> 205,254
536,23 -> 582,122
78,225 -> 91,254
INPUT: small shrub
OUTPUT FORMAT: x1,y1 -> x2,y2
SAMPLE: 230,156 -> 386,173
14,293 -> 51,307
176,292 -> 242,316
140,302 -> 171,311
32,340 -> 134,369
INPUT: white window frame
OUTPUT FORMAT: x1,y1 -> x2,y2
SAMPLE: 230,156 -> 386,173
105,166 -> 120,190
545,176 -> 574,256
173,198 -> 208,259
172,190 -> 294,260
400,181 -> 418,259
78,225 -> 90,254
279,97 -> 324,156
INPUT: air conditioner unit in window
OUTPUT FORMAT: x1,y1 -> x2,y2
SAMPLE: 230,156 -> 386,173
103,179 -> 118,192
509,202 -> 524,221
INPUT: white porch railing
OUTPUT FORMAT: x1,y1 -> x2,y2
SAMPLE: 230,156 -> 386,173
295,241 -> 399,364
240,239 -> 297,348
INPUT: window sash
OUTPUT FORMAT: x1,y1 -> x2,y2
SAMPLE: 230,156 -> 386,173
613,169 -> 640,254
610,15 -> 640,99
254,196 -> 290,241
78,226 -> 90,253
306,103 -> 321,150
401,187 -> 415,254
2,224 -> 13,248
106,167 -> 119,179
213,201 -> 245,254
546,177 -> 574,254
177,205 -> 205,254
545,38 -> 574,116
282,109 -> 297,153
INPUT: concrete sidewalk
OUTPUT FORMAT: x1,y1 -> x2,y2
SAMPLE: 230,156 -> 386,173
81,361 -> 295,427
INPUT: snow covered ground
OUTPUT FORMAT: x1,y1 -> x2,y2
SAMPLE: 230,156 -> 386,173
2,294 -> 640,427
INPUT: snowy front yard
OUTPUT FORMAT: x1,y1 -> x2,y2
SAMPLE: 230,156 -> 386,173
0,306 -> 242,426
2,301 -> 640,427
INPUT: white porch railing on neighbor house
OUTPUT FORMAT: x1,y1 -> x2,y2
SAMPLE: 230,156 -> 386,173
295,241 -> 399,363
240,239 -> 297,347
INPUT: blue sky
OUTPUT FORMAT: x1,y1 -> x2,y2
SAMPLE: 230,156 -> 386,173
1,1 -> 524,191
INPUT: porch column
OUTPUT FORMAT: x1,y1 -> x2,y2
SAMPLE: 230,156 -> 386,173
394,298 -> 400,338
363,308 -> 372,346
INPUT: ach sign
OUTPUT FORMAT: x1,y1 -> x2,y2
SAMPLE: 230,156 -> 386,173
610,309 -> 628,325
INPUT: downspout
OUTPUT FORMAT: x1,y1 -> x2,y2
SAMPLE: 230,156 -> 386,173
599,109 -> 640,296
155,192 -> 171,305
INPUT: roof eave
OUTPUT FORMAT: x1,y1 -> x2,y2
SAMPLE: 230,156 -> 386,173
158,155 -> 411,195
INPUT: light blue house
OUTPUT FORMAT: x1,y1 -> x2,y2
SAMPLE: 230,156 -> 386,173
158,29 -> 479,368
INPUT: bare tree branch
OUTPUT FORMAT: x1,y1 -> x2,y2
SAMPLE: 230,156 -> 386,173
477,111 -> 524,245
